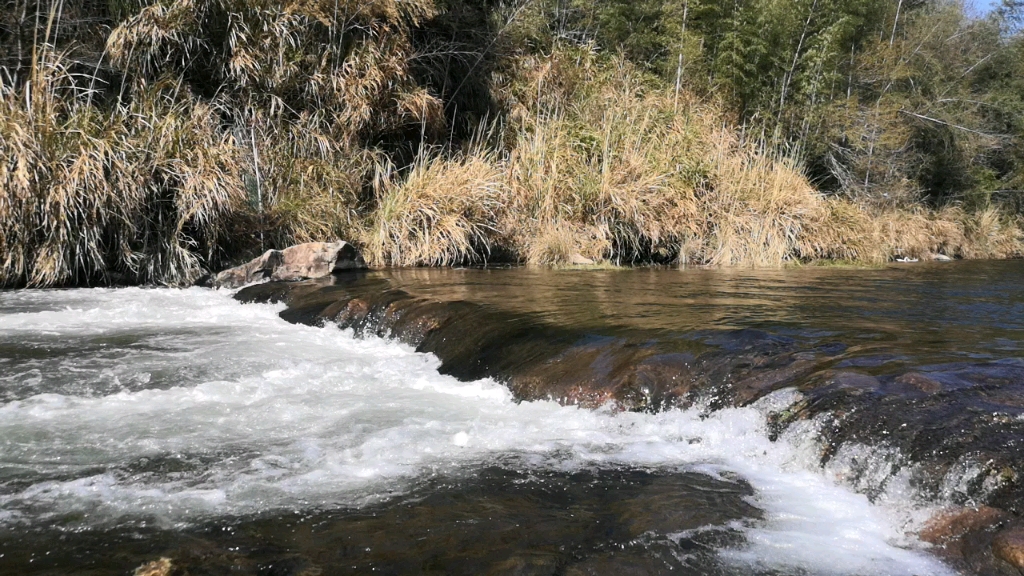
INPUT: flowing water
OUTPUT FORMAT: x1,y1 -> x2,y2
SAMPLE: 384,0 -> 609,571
1,261 -> 1022,575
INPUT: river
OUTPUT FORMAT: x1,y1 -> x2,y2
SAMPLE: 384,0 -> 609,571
2,261 -> 1022,575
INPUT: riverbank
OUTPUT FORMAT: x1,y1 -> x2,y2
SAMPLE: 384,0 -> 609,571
3,2 -> 1023,288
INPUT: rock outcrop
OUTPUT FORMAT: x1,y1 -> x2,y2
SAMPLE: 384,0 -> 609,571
213,241 -> 365,289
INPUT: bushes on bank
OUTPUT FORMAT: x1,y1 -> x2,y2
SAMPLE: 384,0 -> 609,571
358,50 -> 1022,267
0,56 -> 245,286
0,1 -> 1021,286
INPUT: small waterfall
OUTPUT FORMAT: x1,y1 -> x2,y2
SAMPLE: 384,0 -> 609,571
0,285 -> 968,575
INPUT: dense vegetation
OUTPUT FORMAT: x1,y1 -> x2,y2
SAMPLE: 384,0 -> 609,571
1,0 -> 1022,285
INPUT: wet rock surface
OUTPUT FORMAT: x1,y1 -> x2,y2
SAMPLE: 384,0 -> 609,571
235,263 -> 1024,573
921,506 -> 1009,545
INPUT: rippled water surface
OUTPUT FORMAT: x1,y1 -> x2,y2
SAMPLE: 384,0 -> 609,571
1,261 -> 1021,575
383,261 -> 1024,362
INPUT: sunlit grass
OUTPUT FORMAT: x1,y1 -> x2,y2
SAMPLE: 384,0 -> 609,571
1,5 -> 1020,286
1,54 -> 245,286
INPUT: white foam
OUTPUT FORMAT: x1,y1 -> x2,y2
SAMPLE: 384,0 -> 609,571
0,288 -> 953,575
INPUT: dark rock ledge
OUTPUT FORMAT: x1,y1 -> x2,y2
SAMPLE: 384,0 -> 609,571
235,273 -> 1024,575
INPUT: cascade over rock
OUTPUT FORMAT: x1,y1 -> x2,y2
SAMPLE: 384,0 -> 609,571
212,241 -> 366,289
231,268 -> 1024,574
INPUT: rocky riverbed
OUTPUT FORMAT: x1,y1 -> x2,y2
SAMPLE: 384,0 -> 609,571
235,261 -> 1024,575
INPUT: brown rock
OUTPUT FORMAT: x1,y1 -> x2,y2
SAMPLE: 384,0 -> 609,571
810,370 -> 880,395
993,527 -> 1024,569
390,305 -> 450,343
485,553 -> 559,575
274,241 -> 364,281
134,558 -> 174,576
333,298 -> 371,326
213,241 -> 365,288
920,506 -> 1008,544
733,358 -> 817,405
896,372 -> 944,394
565,554 -> 669,575
568,253 -> 596,265
212,248 -> 282,289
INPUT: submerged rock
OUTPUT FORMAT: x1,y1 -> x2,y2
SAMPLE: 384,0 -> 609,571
213,241 -> 365,288
994,528 -> 1024,570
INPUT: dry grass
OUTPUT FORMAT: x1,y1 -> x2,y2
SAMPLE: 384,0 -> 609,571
806,204 -> 1024,263
363,50 -> 827,267
0,54 -> 245,286
108,0 -> 444,141
360,48 -> 1022,268
2,20 -> 1019,286
487,49 -> 874,268
362,152 -> 505,266
962,207 -> 1024,258
252,114 -> 371,245
688,133 -> 822,267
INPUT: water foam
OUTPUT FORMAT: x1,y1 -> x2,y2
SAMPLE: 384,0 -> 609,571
0,288 -> 952,575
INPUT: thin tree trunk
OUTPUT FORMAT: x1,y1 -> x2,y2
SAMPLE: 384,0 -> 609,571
779,0 -> 819,117
673,0 -> 689,113
847,43 -> 855,99
251,130 -> 264,252
890,0 -> 904,46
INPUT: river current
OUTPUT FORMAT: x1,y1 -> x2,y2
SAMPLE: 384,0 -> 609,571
2,262 -> 1022,575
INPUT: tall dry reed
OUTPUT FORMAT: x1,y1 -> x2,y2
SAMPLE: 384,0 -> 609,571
3,12 -> 1020,283
0,53 -> 245,286
362,48 -> 1022,267
363,152 -> 505,266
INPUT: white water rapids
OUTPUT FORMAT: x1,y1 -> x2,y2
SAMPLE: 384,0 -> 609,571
0,288 -> 953,575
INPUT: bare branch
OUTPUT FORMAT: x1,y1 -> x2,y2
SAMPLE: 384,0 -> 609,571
898,109 -> 1010,139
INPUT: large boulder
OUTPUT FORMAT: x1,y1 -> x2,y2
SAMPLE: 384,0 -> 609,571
213,241 -> 365,289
